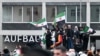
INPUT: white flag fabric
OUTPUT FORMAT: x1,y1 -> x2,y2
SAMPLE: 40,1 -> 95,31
30,18 -> 47,27
55,12 -> 66,22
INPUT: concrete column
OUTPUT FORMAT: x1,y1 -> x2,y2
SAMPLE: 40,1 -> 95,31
42,2 -> 46,49
86,0 -> 90,27
42,2 -> 47,29
76,6 -> 78,22
86,0 -> 91,50
42,2 -> 46,20
0,1 -> 3,52
0,36 -> 3,52
0,0 -> 2,30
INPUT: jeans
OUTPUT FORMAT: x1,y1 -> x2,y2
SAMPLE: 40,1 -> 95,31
67,37 -> 74,49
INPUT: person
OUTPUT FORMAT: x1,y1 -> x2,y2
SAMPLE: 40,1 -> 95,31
50,29 -> 63,48
79,26 -> 84,44
79,51 -> 87,56
87,50 -> 93,56
74,26 -> 79,40
21,46 -> 53,56
13,45 -> 22,56
3,47 -> 10,56
82,26 -> 96,51
62,24 -> 68,49
90,43 -> 95,54
0,52 -> 1,56
66,25 -> 74,49
45,28 -> 52,49
95,49 -> 100,56
53,46 -> 67,56
66,49 -> 76,56
74,26 -> 82,52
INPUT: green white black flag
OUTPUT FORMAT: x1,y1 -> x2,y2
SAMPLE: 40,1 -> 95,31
30,18 -> 47,27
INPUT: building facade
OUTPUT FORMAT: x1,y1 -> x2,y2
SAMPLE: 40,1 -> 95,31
0,0 -> 100,51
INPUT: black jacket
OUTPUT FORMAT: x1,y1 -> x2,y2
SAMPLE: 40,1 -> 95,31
66,29 -> 74,38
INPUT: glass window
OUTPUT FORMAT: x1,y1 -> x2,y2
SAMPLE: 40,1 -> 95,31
91,6 -> 99,22
57,6 -> 65,14
33,6 -> 42,22
23,6 -> 32,22
3,6 -> 12,22
47,6 -> 55,22
2,23 -> 42,30
71,9 -> 75,16
77,6 -> 86,22
13,6 -> 22,22
67,6 -> 76,22
90,23 -> 100,30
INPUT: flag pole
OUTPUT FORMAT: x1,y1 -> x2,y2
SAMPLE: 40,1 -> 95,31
80,0 -> 82,27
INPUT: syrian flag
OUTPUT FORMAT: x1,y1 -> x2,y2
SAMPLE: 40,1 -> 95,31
55,12 -> 66,22
40,33 -> 46,49
40,33 -> 46,44
83,26 -> 93,33
30,18 -> 47,27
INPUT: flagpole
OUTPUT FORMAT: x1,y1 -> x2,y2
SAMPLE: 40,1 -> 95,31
80,0 -> 82,27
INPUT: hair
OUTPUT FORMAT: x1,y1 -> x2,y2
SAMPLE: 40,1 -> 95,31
21,46 -> 53,56
97,49 -> 100,53
87,50 -> 93,56
54,46 -> 66,53
3,49 -> 10,54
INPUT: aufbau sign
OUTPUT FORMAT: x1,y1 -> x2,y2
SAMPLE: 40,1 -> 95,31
3,35 -> 41,43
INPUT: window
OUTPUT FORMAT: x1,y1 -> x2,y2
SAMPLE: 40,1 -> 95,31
19,9 -> 22,16
27,8 -> 31,16
47,6 -> 55,22
13,6 -> 22,22
51,8 -> 55,17
77,6 -> 86,22
91,6 -> 99,22
23,6 -> 32,22
96,8 -> 99,19
71,9 -> 75,16
77,9 -> 80,17
34,7 -> 38,16
67,6 -> 76,22
3,6 -> 12,22
33,6 -> 42,22
57,6 -> 65,14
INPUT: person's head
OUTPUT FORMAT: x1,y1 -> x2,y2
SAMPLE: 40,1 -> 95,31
3,48 -> 9,54
21,46 -> 53,56
74,26 -> 78,31
96,49 -> 100,54
68,25 -> 71,29
53,46 -> 66,56
46,28 -> 50,33
63,24 -> 67,30
79,26 -> 83,31
87,50 -> 93,56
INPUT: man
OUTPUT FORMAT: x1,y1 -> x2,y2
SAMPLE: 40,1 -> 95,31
53,46 -> 67,56
3,47 -> 10,56
66,49 -> 76,56
50,29 -> 63,48
66,25 -> 74,49
21,46 -> 53,56
45,28 -> 52,49
62,24 -> 67,48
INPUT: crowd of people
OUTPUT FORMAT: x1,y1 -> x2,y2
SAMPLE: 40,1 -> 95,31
0,23 -> 97,56
44,24 -> 95,51
1,46 -> 100,56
